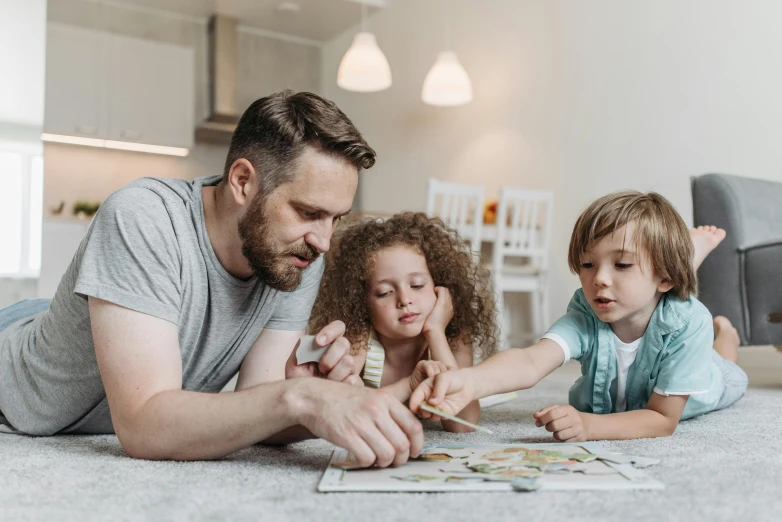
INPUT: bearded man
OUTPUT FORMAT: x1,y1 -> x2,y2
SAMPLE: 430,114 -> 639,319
0,91 -> 422,468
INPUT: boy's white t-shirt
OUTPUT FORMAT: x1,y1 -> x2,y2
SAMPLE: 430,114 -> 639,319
611,332 -> 642,412
542,330 -> 642,412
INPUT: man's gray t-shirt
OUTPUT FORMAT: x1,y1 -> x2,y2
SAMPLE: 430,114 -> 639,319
0,175 -> 323,435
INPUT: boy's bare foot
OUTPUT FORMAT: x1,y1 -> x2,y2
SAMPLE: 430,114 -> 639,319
713,316 -> 740,363
691,226 -> 726,270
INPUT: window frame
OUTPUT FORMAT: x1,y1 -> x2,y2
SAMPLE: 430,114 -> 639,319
0,139 -> 44,279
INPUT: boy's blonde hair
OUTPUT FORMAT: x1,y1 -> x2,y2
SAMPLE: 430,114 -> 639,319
568,191 -> 696,300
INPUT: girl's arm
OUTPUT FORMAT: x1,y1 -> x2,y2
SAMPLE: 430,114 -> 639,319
426,328 -> 458,369
534,393 -> 688,441
440,339 -> 479,432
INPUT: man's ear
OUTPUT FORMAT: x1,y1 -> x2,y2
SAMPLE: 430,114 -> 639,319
226,158 -> 257,205
658,279 -> 674,293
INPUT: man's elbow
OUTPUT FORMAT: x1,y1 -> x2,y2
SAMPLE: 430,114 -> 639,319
115,420 -> 189,461
116,428 -> 170,460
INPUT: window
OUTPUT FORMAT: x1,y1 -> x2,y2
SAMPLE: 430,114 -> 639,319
0,141 -> 44,277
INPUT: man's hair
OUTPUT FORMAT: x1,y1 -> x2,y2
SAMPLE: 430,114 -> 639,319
223,90 -> 376,192
568,190 -> 696,300
309,212 -> 499,360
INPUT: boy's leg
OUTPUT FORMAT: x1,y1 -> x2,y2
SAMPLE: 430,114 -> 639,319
691,225 -> 726,270
713,315 -> 739,364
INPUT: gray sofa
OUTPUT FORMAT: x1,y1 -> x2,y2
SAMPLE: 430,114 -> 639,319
691,173 -> 782,346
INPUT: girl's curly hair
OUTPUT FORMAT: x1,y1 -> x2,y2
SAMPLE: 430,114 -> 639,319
309,212 -> 499,360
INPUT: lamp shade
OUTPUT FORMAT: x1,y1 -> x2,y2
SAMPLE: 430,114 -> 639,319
337,32 -> 392,92
421,51 -> 473,107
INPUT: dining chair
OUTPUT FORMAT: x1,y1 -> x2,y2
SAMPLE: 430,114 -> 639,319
425,178 -> 485,256
490,187 -> 554,349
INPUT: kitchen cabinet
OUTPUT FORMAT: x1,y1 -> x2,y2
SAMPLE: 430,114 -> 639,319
44,23 -> 195,149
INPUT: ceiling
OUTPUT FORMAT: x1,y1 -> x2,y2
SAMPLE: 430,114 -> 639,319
115,0 -> 384,43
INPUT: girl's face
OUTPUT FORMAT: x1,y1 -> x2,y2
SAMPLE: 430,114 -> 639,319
367,245 -> 437,341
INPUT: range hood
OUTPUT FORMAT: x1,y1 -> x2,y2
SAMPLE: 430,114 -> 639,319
195,14 -> 240,144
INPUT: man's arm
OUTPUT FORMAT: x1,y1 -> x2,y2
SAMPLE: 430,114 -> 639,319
90,298 -> 422,464
233,328 -> 315,445
235,328 -> 304,389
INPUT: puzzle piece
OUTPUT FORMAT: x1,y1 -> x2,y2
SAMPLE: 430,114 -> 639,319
511,476 -> 543,492
295,335 -> 331,365
595,453 -> 661,468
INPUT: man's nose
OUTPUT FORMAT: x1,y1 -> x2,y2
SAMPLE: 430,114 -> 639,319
306,220 -> 332,254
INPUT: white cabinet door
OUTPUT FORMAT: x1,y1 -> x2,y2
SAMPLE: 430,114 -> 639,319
108,34 -> 195,149
43,24 -> 194,150
44,24 -> 108,138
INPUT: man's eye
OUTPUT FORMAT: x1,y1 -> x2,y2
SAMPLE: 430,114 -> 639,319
411,285 -> 424,290
615,263 -> 633,269
376,291 -> 390,298
581,263 -> 594,269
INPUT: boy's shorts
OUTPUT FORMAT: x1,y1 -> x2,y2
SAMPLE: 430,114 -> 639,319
712,351 -> 748,411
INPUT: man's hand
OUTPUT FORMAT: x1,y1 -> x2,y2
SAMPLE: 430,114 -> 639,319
297,380 -> 423,468
285,321 -> 363,386
533,405 -> 590,442
408,360 -> 451,396
408,368 -> 475,420
422,287 -> 453,335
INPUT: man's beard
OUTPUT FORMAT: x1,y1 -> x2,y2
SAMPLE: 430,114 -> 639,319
238,192 -> 319,292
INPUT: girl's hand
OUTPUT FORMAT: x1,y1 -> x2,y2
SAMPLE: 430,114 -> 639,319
533,405 -> 590,442
422,287 -> 454,335
408,369 -> 475,419
408,360 -> 452,395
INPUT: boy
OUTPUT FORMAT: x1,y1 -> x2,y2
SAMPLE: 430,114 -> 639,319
410,191 -> 747,441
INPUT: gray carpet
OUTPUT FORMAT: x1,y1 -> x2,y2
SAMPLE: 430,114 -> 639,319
2,363 -> 781,522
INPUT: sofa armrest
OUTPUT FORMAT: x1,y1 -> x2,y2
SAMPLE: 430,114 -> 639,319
742,240 -> 782,345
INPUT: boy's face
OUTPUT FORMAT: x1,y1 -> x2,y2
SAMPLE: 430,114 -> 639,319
577,222 -> 673,341
367,245 -> 438,341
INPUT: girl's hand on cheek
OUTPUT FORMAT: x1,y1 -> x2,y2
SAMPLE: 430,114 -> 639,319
409,359 -> 452,394
423,286 -> 454,335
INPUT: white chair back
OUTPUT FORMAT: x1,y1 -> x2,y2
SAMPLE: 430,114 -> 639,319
492,188 -> 554,275
425,178 -> 485,255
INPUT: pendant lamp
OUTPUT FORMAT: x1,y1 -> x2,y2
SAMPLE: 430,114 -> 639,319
337,2 -> 392,92
421,0 -> 473,106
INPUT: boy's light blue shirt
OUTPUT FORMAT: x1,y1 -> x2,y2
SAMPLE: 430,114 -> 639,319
546,289 -> 724,420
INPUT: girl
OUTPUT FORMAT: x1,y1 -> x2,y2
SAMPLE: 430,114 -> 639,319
309,212 -> 498,432
410,192 -> 747,441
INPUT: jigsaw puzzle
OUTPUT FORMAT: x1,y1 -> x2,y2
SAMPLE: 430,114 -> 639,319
318,443 -> 663,492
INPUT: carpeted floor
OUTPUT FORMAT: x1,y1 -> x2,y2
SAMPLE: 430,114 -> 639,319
2,347 -> 781,521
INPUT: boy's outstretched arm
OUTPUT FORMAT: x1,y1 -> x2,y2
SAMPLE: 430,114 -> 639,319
534,393 -> 688,441
409,339 -> 565,417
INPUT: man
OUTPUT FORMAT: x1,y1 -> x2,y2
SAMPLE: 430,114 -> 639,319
0,91 -> 422,468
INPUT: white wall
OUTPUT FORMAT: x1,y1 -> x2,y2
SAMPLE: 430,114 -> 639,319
321,0 -> 782,320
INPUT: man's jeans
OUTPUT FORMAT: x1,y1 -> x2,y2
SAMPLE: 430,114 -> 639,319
0,299 -> 51,333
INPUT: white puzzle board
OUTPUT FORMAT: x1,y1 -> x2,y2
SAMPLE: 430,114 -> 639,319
318,443 -> 664,492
